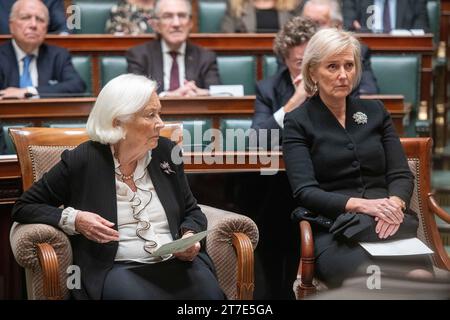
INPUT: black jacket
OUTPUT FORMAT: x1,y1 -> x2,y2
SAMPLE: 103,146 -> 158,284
12,137 -> 213,299
0,41 -> 86,96
342,0 -> 429,32
282,95 -> 414,220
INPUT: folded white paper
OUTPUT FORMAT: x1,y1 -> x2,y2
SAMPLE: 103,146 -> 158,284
209,85 -> 244,97
359,237 -> 433,256
149,230 -> 210,257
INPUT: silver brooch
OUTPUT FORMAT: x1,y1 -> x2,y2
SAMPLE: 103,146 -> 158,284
353,112 -> 368,125
160,161 -> 175,175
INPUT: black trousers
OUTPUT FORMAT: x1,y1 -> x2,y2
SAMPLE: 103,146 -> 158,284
102,257 -> 225,300
314,230 -> 433,288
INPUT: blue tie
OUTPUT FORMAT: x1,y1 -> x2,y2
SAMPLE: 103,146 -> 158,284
20,54 -> 34,88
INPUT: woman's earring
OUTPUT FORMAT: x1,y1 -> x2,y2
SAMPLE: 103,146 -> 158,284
312,81 -> 318,95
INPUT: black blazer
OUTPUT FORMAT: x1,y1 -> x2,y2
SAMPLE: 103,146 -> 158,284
0,41 -> 86,96
282,95 -> 414,220
12,137 -> 213,299
126,40 -> 221,93
0,0 -> 69,34
342,0 -> 429,32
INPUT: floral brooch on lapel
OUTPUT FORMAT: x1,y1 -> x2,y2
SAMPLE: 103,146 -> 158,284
160,161 -> 175,175
352,112 -> 368,125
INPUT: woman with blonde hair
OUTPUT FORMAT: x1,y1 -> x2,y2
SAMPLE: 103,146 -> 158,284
221,0 -> 303,33
283,28 -> 433,288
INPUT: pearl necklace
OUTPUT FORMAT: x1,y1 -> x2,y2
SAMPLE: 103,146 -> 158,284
119,173 -> 134,181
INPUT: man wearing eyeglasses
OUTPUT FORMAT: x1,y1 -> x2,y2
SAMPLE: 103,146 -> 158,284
126,0 -> 221,97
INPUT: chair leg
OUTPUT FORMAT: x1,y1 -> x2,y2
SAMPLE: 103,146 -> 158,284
36,243 -> 63,300
232,232 -> 255,300
297,221 -> 316,299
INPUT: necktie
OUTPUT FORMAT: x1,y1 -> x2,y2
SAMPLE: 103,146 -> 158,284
169,51 -> 180,91
383,0 -> 391,33
20,54 -> 34,88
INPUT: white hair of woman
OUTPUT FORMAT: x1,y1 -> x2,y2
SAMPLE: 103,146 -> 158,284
87,74 -> 157,144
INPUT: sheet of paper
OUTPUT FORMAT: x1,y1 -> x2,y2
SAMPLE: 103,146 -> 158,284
359,237 -> 433,256
149,230 -> 210,257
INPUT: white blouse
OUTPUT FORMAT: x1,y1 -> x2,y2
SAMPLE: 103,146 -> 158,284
58,146 -> 174,264
112,146 -> 173,263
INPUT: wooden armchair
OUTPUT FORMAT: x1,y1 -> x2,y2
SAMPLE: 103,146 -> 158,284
294,138 -> 450,299
8,126 -> 258,300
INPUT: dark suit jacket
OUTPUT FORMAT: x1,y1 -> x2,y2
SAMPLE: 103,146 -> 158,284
0,41 -> 86,96
0,0 -> 69,34
342,0 -> 429,32
126,40 -> 221,93
12,137 -> 214,299
283,95 -> 414,220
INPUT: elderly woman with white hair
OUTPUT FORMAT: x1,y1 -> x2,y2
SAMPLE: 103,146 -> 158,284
12,74 -> 224,300
283,28 -> 433,288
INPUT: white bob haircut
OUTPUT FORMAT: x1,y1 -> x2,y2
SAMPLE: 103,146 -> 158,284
301,28 -> 362,96
87,74 -> 157,144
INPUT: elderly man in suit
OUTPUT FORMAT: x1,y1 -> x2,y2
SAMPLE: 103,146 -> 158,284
0,0 -> 69,34
126,0 -> 221,97
0,0 -> 86,99
342,0 -> 429,33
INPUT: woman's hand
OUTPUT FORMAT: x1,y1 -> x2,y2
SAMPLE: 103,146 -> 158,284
346,197 -> 404,224
75,211 -> 119,243
173,231 -> 201,262
375,217 -> 400,239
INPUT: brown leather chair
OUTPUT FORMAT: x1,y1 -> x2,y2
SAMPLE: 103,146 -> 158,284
8,125 -> 258,300
294,137 -> 450,299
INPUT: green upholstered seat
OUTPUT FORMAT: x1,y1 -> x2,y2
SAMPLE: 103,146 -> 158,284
198,0 -> 227,33
370,55 -> 421,136
263,55 -> 278,79
217,56 -> 256,95
3,123 -> 33,154
100,56 -> 128,88
72,0 -> 116,34
72,55 -> 92,95
219,118 -> 252,151
171,119 -> 213,152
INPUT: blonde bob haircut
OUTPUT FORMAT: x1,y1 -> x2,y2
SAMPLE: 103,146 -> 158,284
87,74 -> 157,144
301,28 -> 362,96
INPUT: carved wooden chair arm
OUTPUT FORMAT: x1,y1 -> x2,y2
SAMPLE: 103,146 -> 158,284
199,204 -> 258,300
428,193 -> 450,224
9,222 -> 72,299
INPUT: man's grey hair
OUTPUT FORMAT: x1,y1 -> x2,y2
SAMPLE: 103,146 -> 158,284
303,0 -> 343,25
153,0 -> 192,17
9,0 -> 49,23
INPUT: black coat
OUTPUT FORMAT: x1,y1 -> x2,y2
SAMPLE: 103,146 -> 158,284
282,95 -> 414,220
12,137 -> 213,299
342,0 -> 429,32
126,40 -> 221,93
0,41 -> 86,96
